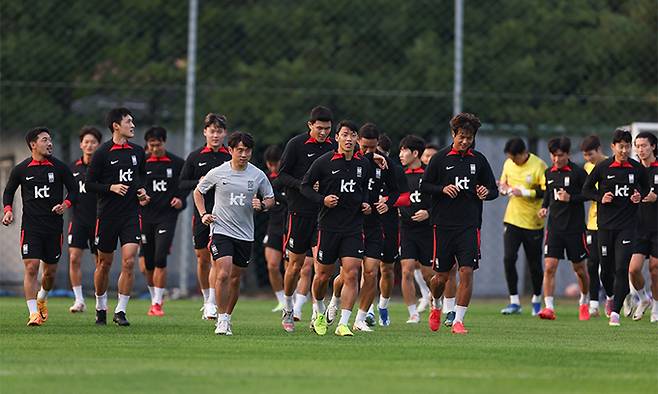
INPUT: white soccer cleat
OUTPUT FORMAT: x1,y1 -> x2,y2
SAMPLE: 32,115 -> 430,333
417,297 -> 430,313
326,303 -> 338,326
651,311 -> 657,323
69,302 -> 86,313
406,314 -> 420,324
632,299 -> 652,321
352,320 -> 374,332
225,322 -> 233,336
622,294 -> 636,317
214,320 -> 228,335
203,303 -> 218,320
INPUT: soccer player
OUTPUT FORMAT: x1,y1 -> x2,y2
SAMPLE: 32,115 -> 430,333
86,108 -> 149,326
421,113 -> 498,334
627,132 -> 657,321
179,113 -> 230,320
536,137 -> 590,321
582,129 -> 649,326
302,122 -> 373,337
499,137 -> 547,315
421,143 -> 440,167
278,106 -> 335,332
580,135 -> 613,317
262,145 -> 287,312
398,135 -> 435,324
3,127 -> 78,326
68,126 -> 102,313
139,126 -> 186,316
194,132 -> 274,335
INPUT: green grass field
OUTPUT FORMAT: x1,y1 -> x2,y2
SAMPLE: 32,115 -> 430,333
1,297 -> 656,394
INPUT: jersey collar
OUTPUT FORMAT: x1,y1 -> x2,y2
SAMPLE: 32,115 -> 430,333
110,143 -> 133,151
609,160 -> 633,168
331,151 -> 362,161
305,134 -> 333,145
649,160 -> 658,167
447,148 -> 475,157
27,159 -> 54,167
200,145 -> 229,154
550,164 -> 572,172
405,167 -> 424,174
146,154 -> 172,163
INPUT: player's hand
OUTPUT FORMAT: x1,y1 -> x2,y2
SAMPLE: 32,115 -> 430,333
313,181 -> 320,192
556,189 -> 570,202
51,203 -> 68,215
324,195 -> 339,208
510,187 -> 523,197
642,191 -> 657,203
372,153 -> 388,170
361,203 -> 372,215
2,211 -> 13,226
630,189 -> 641,204
476,185 -> 489,200
375,200 -> 389,214
538,207 -> 548,218
170,197 -> 183,209
110,184 -> 129,196
443,184 -> 459,198
252,197 -> 262,211
411,209 -> 429,222
201,213 -> 216,225
499,182 -> 509,196
601,191 -> 614,204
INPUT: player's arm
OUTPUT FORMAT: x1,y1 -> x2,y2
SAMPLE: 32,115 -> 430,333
568,168 -> 587,203
194,169 -> 216,224
541,170 -> 550,209
277,139 -> 302,190
477,156 -> 499,201
390,164 -> 411,207
178,151 -> 199,191
136,148 -> 149,203
2,165 -> 21,225
582,162 -> 602,202
171,157 -> 188,210
419,154 -> 446,195
52,163 -> 78,215
85,148 -> 112,194
300,158 -> 325,205
256,172 -> 276,211
382,158 -> 400,211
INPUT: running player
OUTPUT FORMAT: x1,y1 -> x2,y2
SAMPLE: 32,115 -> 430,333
627,132 -> 657,321
86,108 -> 149,326
139,126 -> 186,316
278,106 -> 335,332
68,126 -> 102,313
262,145 -> 287,312
580,135 -> 613,317
303,122 -> 373,337
499,137 -> 547,315
179,113 -> 230,319
582,129 -> 649,327
422,113 -> 498,334
398,135 -> 435,323
537,137 -> 590,321
3,127 -> 78,326
194,132 -> 274,335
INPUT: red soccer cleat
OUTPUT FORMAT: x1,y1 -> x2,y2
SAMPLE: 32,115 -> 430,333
451,321 -> 469,334
147,304 -> 165,317
578,304 -> 590,321
538,308 -> 556,320
428,308 -> 441,332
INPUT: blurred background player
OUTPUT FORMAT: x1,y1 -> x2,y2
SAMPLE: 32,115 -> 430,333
139,126 -> 187,317
537,137 -> 590,321
580,135 -> 613,317
67,126 -> 102,313
499,137 -> 547,315
179,113 -> 230,320
2,127 -> 77,326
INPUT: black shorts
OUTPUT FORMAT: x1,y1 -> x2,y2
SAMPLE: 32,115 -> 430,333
381,216 -> 400,263
209,233 -> 253,267
400,224 -> 434,267
363,223 -> 384,260
95,215 -> 141,253
633,229 -> 658,258
585,230 -> 599,263
68,220 -> 97,254
263,232 -> 284,252
192,215 -> 211,250
433,226 -> 480,273
140,221 -> 177,270
20,229 -> 62,264
544,230 -> 588,262
316,230 -> 364,265
284,213 -> 317,255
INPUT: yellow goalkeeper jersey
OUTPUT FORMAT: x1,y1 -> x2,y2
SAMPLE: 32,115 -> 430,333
583,158 -> 607,231
500,153 -> 547,230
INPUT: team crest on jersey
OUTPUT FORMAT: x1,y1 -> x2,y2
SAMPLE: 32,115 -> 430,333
247,180 -> 254,192
375,168 -> 381,179
131,155 -> 137,166
22,243 -> 28,255
470,164 -> 476,174
525,174 -> 532,184
166,168 -> 173,178
68,234 -> 73,245
357,167 -> 362,178
564,176 -> 570,187
48,172 -> 55,183
628,174 -> 634,184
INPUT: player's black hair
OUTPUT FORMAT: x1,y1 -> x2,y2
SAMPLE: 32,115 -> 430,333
579,135 -> 601,152
399,135 -> 426,158
204,113 -> 227,130
378,134 -> 392,153
106,107 -> 133,133
358,122 -> 380,140
503,137 -> 527,155
144,126 -> 167,142
450,112 -> 481,136
263,145 -> 282,163
336,120 -> 358,133
612,128 -> 632,144
79,125 -> 102,143
309,106 -> 333,123
636,131 -> 658,156
547,136 -> 571,154
228,131 -> 254,149
25,127 -> 51,150
424,143 -> 440,152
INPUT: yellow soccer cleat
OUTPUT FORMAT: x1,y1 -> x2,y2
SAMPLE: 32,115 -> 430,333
37,299 -> 48,321
334,324 -> 354,337
27,312 -> 43,326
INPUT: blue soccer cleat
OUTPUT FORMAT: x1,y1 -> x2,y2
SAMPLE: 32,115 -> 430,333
532,302 -> 541,316
500,304 -> 522,315
444,311 -> 456,327
378,307 -> 390,326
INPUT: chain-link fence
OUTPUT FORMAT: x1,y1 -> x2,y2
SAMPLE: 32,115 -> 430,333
1,0 -> 656,295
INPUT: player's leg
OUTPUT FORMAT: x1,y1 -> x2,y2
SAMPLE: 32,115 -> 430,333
585,230 -> 602,316
23,258 -> 42,325
354,257 -> 379,332
401,258 -> 419,323
449,227 -> 479,334
452,266 -> 473,334
150,222 -> 174,316
281,215 -> 315,330
264,241 -> 285,312
293,255 -> 313,321
443,264 -> 458,326
649,254 -> 658,323
68,246 -> 86,312
309,251 -> 336,336
501,224 -> 524,314
113,241 -> 138,326
214,254 -> 233,335
629,235 -> 652,320
610,230 -> 633,326
414,261 -> 432,312
94,218 -> 119,325
327,267 -> 343,325
566,234 -> 590,320
377,261 -> 394,325
336,256 -> 361,336
140,222 -> 157,313
539,229 -> 561,320
523,228 -> 545,315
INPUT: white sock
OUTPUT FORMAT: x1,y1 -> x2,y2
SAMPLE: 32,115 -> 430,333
454,305 -> 468,323
208,288 -> 216,305
329,294 -> 340,307
652,300 -> 658,314
531,294 -> 542,304
37,287 -> 48,301
95,292 -> 108,311
339,309 -> 352,326
590,300 -> 599,309
115,294 -> 130,313
355,309 -> 367,323
545,296 -> 555,310
220,313 -> 229,321
510,294 -> 520,305
432,297 -> 443,310
154,287 -> 165,305
407,304 -> 418,317
367,304 -> 374,315
313,299 -> 326,314
629,282 -> 638,296
293,293 -> 307,315
579,293 -> 589,305
637,288 -> 650,302
73,286 -> 84,303
444,297 -> 456,313
275,290 -> 285,304
284,295 -> 294,311
201,288 -> 210,303
27,299 -> 38,314
414,269 -> 430,299
378,296 -> 390,309
147,286 -> 155,302
226,313 -> 231,322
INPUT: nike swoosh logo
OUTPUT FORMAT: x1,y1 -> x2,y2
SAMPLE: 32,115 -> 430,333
446,166 -> 454,170
147,171 -> 152,174
547,180 -> 554,184
332,170 -> 340,174
307,153 -> 316,157
158,229 -> 167,234
358,250 -> 364,253
622,240 -> 630,244
111,160 -> 119,164
607,175 -> 615,179
25,176 -> 34,180
198,162 -> 207,166
73,172 -> 80,176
